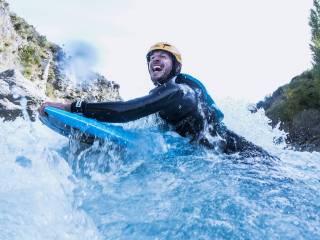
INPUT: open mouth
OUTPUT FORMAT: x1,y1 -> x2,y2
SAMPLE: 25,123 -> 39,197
152,65 -> 163,72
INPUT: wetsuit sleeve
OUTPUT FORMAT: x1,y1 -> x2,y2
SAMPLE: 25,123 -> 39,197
71,84 -> 186,123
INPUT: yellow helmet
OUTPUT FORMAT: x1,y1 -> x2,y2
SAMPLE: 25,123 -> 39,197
147,42 -> 182,64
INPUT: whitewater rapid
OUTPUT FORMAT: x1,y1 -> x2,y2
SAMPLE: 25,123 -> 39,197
0,98 -> 319,239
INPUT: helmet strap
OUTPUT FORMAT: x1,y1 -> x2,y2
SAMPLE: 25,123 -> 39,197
167,53 -> 181,79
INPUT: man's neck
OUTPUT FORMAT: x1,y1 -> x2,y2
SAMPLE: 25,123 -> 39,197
153,74 -> 180,86
167,76 -> 177,84
158,76 -> 177,86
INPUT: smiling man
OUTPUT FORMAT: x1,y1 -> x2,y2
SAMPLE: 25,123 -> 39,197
40,42 -> 271,158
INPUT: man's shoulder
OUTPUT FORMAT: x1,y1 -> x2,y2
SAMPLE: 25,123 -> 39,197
177,75 -> 224,122
149,79 -> 181,95
176,73 -> 206,90
177,73 -> 197,80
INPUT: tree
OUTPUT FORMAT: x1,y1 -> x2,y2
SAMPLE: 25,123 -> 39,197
309,0 -> 320,70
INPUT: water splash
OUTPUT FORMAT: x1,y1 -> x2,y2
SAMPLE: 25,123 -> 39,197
63,41 -> 99,88
42,53 -> 52,83
0,99 -> 319,239
0,119 -> 102,240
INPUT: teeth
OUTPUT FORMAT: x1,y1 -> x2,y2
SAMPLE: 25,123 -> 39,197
153,66 -> 161,71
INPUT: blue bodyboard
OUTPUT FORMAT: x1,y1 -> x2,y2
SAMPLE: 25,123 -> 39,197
40,106 -> 139,146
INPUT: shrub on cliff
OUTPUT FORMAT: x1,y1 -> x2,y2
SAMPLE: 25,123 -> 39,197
310,0 -> 320,71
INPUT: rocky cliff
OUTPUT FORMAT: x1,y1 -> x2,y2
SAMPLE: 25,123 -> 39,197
0,0 -> 121,121
255,70 -> 320,152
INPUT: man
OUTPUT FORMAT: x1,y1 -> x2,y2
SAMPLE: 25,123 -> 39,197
40,42 -> 271,158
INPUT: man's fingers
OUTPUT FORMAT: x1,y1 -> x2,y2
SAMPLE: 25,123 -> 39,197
39,102 -> 71,117
39,102 -> 51,116
39,103 -> 46,116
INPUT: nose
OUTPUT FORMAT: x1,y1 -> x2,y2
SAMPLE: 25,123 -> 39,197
150,54 -> 161,63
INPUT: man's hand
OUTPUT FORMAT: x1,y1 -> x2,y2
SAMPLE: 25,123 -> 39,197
39,102 -> 71,117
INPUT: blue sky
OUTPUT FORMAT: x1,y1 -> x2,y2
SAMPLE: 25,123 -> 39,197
8,0 -> 313,101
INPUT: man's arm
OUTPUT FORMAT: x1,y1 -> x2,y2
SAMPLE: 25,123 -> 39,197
71,83 -> 189,123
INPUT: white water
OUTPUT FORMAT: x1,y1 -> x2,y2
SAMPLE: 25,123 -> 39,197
0,118 -> 102,239
0,98 -> 319,239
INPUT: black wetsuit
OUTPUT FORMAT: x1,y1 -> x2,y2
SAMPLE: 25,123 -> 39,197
71,73 -> 271,158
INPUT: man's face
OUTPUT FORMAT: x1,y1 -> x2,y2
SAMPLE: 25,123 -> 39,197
148,50 -> 174,85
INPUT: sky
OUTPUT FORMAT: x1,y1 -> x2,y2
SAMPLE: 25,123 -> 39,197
7,0 -> 313,102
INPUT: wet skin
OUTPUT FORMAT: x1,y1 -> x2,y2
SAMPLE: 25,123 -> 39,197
148,50 -> 174,86
39,102 -> 71,116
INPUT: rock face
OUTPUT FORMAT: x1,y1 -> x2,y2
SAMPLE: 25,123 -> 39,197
256,70 -> 320,152
0,69 -> 44,121
0,0 -> 121,121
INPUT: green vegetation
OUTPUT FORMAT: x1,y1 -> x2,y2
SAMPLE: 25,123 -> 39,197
19,44 -> 41,65
10,14 -> 33,41
9,12 -> 57,80
18,43 -> 42,78
10,13 -> 50,48
266,71 -> 320,123
310,0 -> 320,70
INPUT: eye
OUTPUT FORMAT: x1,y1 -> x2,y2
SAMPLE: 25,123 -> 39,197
150,54 -> 158,61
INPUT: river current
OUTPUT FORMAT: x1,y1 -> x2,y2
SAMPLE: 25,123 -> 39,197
0,99 -> 319,240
